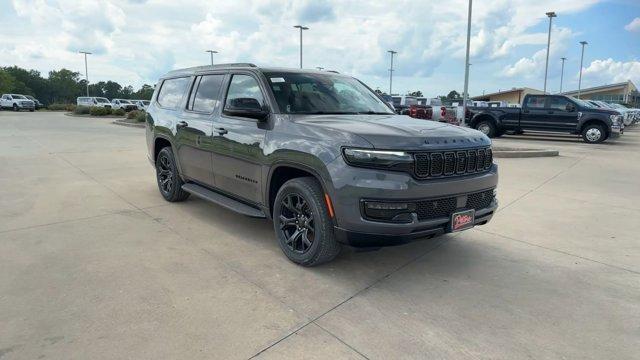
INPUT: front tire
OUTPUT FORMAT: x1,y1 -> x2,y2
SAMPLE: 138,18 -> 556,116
475,120 -> 497,137
582,124 -> 606,144
13,104 -> 18,112
155,147 -> 190,202
273,177 -> 341,266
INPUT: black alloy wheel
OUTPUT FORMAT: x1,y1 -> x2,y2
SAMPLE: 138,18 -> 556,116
155,147 -> 190,202
279,193 -> 315,254
273,177 -> 341,266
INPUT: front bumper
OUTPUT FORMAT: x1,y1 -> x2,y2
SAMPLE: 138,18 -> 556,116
334,204 -> 496,247
326,156 -> 499,247
610,125 -> 622,138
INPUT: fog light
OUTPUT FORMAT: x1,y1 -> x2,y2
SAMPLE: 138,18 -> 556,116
363,201 -> 415,223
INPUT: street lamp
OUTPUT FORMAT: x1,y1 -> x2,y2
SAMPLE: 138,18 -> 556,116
462,0 -> 473,126
387,50 -> 397,95
559,57 -> 567,93
293,25 -> 309,69
543,11 -> 556,93
205,50 -> 218,66
578,41 -> 588,98
79,51 -> 91,97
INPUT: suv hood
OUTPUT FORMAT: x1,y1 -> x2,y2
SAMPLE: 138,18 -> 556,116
588,107 -> 619,115
294,114 -> 490,150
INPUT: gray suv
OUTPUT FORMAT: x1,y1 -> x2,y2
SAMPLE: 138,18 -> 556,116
146,63 -> 498,266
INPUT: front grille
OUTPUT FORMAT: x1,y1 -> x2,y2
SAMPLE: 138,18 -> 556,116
466,189 -> 495,211
415,197 -> 457,220
414,189 -> 495,221
414,147 -> 492,179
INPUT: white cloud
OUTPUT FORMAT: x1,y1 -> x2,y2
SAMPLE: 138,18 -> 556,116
0,0 -> 609,95
625,17 -> 640,32
581,58 -> 640,85
501,27 -> 574,79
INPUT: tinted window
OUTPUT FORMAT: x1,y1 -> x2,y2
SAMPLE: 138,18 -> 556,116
224,75 -> 264,110
190,74 -> 224,113
525,96 -> 545,108
549,97 -> 570,111
157,77 -> 190,109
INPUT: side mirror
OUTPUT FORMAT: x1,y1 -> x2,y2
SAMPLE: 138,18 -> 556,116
224,98 -> 269,120
566,103 -> 576,112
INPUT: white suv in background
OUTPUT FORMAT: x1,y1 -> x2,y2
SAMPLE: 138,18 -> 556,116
131,100 -> 150,111
77,97 -> 112,108
111,99 -> 138,111
1,94 -> 35,111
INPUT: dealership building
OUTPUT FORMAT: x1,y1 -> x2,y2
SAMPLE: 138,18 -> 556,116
471,87 -> 545,105
561,80 -> 639,107
472,80 -> 639,107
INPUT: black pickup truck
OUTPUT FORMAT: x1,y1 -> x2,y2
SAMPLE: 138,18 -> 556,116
467,94 -> 623,143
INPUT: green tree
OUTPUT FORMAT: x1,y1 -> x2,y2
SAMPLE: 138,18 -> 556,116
407,90 -> 423,97
48,68 -> 83,103
103,81 -> 122,100
446,90 -> 460,99
133,84 -> 155,100
0,69 -> 16,94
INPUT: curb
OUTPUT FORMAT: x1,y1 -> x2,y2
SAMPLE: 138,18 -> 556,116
64,113 -> 126,119
113,119 -> 145,128
493,147 -> 559,158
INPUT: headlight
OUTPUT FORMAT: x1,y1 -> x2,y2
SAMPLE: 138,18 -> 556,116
609,114 -> 621,124
342,148 -> 413,171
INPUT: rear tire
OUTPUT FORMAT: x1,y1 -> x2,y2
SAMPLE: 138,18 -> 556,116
155,147 -> 190,202
273,177 -> 341,266
475,120 -> 497,137
581,123 -> 606,144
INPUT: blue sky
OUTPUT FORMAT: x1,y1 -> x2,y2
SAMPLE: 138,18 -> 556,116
1,0 -> 638,98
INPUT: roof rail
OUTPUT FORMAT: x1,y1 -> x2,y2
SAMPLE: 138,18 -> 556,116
325,70 -> 340,74
164,63 -> 258,77
214,63 -> 257,68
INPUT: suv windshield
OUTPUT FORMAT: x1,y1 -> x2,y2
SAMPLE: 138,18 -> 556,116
96,98 -> 109,103
142,100 -> 150,105
12,95 -> 27,99
265,72 -> 393,115
120,100 -> 132,104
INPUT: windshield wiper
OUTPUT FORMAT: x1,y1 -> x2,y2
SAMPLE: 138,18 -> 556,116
296,111 -> 359,115
356,111 -> 393,115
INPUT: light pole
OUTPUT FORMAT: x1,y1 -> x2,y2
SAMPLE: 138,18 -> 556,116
205,50 -> 218,66
559,57 -> 567,93
462,0 -> 473,126
79,51 -> 91,97
387,50 -> 397,95
543,11 -> 556,93
578,41 -> 588,98
293,25 -> 309,68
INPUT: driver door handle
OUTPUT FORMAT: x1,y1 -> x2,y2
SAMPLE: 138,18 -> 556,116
215,127 -> 228,135
176,121 -> 188,129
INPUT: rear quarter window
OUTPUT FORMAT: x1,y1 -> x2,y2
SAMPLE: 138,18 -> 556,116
157,77 -> 191,109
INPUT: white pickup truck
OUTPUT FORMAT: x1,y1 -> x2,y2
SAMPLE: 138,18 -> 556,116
1,94 -> 35,111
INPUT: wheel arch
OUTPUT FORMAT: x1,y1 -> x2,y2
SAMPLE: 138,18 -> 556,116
266,162 -> 331,220
470,113 -> 498,129
579,118 -> 609,137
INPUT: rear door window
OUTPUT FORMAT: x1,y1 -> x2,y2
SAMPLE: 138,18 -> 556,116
525,96 -> 546,109
188,74 -> 225,113
157,77 -> 190,109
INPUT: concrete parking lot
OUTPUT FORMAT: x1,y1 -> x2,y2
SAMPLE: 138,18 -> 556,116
1,111 -> 639,359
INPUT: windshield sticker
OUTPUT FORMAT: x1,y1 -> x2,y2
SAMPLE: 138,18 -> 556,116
270,77 -> 285,83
